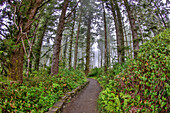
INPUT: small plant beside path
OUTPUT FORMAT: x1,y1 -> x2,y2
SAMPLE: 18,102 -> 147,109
0,69 -> 87,112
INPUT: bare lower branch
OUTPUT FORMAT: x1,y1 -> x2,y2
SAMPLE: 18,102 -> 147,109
23,14 -> 41,32
0,22 -> 11,34
13,6 -> 19,31
0,32 -> 6,39
21,37 -> 28,57
65,0 -> 80,19
37,0 -> 51,10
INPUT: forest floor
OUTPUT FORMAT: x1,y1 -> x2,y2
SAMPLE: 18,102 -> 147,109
62,78 -> 102,113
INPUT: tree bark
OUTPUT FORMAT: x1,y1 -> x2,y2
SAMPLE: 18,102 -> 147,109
74,10 -> 82,70
124,0 -> 139,58
68,11 -> 76,70
8,45 -> 24,83
51,0 -> 69,75
85,11 -> 92,76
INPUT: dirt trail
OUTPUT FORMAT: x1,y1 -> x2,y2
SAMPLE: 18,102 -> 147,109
62,78 -> 102,113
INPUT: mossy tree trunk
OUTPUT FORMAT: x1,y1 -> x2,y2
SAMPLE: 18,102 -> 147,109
8,44 -> 24,83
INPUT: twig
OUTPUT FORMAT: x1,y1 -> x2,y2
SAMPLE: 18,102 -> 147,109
65,0 -> 80,19
21,36 -> 28,57
0,32 -> 6,39
37,0 -> 51,11
23,14 -> 41,32
13,6 -> 19,31
0,22 -> 11,34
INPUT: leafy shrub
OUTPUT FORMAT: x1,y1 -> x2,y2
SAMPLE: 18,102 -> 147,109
98,29 -> 170,113
0,69 -> 87,112
88,67 -> 103,77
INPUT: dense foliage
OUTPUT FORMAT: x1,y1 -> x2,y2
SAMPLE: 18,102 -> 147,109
0,69 -> 87,112
97,29 -> 170,113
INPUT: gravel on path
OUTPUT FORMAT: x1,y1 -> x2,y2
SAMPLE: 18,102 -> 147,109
62,78 -> 102,113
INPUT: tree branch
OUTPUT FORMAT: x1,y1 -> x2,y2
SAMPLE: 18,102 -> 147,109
37,0 -> 51,11
23,14 -> 41,32
65,0 -> 80,19
0,33 -> 6,40
21,37 -> 28,57
0,22 -> 11,34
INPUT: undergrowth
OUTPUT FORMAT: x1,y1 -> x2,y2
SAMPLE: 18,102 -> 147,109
0,69 -> 87,112
97,29 -> 170,113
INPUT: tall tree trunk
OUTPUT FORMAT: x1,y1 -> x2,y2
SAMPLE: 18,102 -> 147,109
51,0 -> 69,75
129,35 -> 133,58
124,0 -> 139,58
110,0 -> 124,63
102,2 -> 108,73
63,36 -> 68,67
107,24 -> 111,67
134,9 -> 144,44
85,12 -> 92,76
74,10 -> 82,70
122,20 -> 129,57
114,0 -> 125,63
8,0 -> 43,83
81,47 -> 84,70
110,0 -> 120,63
107,35 -> 111,67
35,19 -> 48,71
68,11 -> 76,70
98,50 -> 100,67
101,51 -> 103,68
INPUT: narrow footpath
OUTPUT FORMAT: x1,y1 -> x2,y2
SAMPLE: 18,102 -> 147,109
62,78 -> 102,113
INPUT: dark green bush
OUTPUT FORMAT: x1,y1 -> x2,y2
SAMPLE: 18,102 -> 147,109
88,67 -> 103,77
0,69 -> 87,112
98,29 -> 170,113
